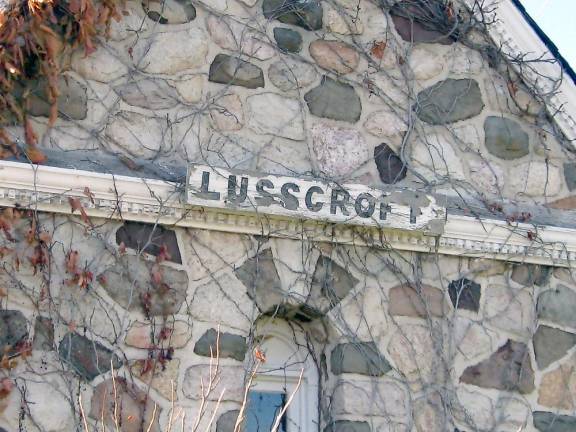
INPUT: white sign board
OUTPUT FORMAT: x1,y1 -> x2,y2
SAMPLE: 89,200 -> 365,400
186,165 -> 446,232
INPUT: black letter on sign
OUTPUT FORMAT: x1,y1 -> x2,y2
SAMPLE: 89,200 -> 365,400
195,171 -> 220,200
227,175 -> 248,205
305,186 -> 324,212
379,203 -> 392,220
255,179 -> 276,207
354,193 -> 376,218
410,207 -> 417,224
330,188 -> 350,216
281,183 -> 300,210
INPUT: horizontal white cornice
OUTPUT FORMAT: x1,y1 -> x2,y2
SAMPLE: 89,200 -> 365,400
0,160 -> 574,267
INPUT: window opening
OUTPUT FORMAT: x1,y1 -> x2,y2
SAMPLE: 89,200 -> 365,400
250,318 -> 319,432
246,391 -> 287,432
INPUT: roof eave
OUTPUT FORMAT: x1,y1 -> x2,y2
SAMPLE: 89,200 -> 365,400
490,0 -> 576,143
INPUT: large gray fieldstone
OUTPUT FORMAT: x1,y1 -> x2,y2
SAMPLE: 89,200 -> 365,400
331,342 -> 391,376
533,325 -> 576,370
460,339 -> 534,394
209,54 -> 265,89
484,116 -> 530,160
216,410 -> 239,432
194,328 -> 248,361
533,412 -> 576,432
59,333 -> 121,381
537,285 -> 576,329
0,310 -> 28,355
415,78 -> 484,125
273,27 -> 303,53
304,76 -> 361,123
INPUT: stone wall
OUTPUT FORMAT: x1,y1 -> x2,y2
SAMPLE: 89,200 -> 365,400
0,214 -> 574,431
6,0 -> 575,207
2,0 -> 576,431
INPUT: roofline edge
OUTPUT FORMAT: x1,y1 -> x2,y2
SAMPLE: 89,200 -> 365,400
489,0 -> 576,143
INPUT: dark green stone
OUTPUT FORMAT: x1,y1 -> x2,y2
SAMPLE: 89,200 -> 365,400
263,0 -> 323,31
304,76 -> 362,123
194,328 -> 247,361
415,78 -> 484,125
390,0 -> 457,45
0,310 -> 28,356
312,255 -> 358,305
533,325 -> 576,369
563,162 -> 576,191
331,342 -> 391,376
116,221 -> 181,264
484,116 -> 530,160
144,0 -> 196,24
235,250 -> 359,319
146,11 -> 169,24
209,54 -> 265,89
273,27 -> 302,53
235,249 -> 284,313
511,264 -> 551,286
534,411 -> 576,432
216,410 -> 240,432
374,143 -> 406,184
537,285 -> 576,329
101,255 -> 188,316
58,333 -> 121,381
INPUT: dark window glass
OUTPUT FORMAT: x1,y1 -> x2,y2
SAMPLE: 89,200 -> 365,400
245,391 -> 286,432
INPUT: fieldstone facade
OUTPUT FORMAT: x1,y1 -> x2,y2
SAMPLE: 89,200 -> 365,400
1,0 -> 576,431
0,215 -> 574,431
8,0 -> 573,202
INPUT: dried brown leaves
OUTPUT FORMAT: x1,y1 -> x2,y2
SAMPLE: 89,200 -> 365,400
0,0 -> 121,160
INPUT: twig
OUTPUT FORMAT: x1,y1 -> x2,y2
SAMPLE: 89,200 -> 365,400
270,368 -> 304,432
233,360 -> 261,432
78,393 -> 90,432
191,325 -> 222,432
145,403 -> 157,432
205,389 -> 226,432
111,359 -> 120,432
166,380 -> 175,432
101,389 -> 107,432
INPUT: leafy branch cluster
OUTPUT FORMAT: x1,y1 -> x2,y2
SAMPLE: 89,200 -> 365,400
0,0 -> 121,160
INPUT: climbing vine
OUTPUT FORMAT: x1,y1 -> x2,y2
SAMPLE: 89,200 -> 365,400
0,0 -> 575,431
0,0 -> 121,160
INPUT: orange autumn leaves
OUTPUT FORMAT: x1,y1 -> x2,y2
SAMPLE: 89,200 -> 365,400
0,207 -> 51,274
0,198 -> 94,279
65,249 -> 93,289
0,0 -> 122,162
68,196 -> 92,226
370,40 -> 387,60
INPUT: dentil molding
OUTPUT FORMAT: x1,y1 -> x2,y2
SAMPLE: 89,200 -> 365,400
0,161 -> 575,267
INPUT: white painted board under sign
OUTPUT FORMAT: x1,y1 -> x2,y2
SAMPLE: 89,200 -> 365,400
186,164 -> 446,232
